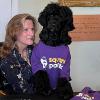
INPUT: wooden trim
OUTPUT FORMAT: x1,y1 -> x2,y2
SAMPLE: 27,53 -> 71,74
0,90 -> 6,96
69,15 -> 100,41
59,0 -> 100,7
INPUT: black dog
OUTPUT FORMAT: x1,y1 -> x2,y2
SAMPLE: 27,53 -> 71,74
38,3 -> 75,46
32,3 -> 75,100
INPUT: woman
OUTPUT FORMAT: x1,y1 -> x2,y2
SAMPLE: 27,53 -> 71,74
0,13 -> 37,94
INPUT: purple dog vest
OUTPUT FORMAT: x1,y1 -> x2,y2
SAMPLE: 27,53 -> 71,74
71,87 -> 100,100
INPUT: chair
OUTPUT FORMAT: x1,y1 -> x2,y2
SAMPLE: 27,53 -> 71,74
0,42 -> 3,47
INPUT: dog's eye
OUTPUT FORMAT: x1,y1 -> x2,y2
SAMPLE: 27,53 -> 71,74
49,14 -> 54,18
50,15 -> 53,17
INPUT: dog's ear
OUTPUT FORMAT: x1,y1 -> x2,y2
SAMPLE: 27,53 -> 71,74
38,3 -> 61,27
60,33 -> 72,45
60,6 -> 75,32
38,11 -> 47,27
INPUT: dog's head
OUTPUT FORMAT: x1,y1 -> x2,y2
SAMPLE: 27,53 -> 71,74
38,3 -> 75,46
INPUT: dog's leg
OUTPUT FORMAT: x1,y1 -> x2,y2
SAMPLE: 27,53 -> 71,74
56,77 -> 73,100
33,70 -> 51,96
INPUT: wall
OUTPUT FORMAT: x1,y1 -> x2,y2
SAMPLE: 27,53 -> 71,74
0,0 -> 18,42
0,0 -> 12,42
69,7 -> 100,92
18,0 -> 100,92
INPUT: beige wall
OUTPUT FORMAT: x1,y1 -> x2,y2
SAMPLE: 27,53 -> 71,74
19,0 -> 58,18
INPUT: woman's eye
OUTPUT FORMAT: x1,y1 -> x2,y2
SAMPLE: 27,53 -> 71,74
31,28 -> 34,31
24,29 -> 28,31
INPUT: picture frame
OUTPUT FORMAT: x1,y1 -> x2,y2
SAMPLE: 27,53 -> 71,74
58,0 -> 100,7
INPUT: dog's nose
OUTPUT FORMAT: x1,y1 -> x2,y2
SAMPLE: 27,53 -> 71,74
47,21 -> 57,32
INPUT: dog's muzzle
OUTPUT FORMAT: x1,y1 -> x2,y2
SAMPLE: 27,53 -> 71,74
47,15 -> 63,33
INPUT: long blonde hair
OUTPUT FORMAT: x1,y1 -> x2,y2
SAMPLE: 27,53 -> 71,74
0,13 -> 37,58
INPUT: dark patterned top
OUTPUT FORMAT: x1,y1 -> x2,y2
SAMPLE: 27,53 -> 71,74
0,46 -> 34,94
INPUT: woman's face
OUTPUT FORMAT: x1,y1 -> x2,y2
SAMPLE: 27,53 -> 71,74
16,19 -> 35,47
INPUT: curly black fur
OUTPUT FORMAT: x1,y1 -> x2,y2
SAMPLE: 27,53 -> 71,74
56,77 -> 74,100
33,70 -> 51,96
38,3 -> 75,46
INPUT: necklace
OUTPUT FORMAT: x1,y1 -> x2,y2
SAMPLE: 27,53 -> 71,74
13,48 -> 31,66
12,48 -> 32,92
20,49 -> 31,66
23,55 -> 31,66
